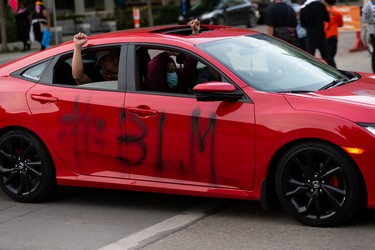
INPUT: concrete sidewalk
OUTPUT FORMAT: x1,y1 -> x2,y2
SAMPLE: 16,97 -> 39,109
0,34 -> 73,65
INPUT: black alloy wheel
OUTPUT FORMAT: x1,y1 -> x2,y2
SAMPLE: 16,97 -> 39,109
0,130 -> 56,202
275,142 -> 363,227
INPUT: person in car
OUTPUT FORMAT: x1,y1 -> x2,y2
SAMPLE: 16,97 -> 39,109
195,66 -> 222,85
146,19 -> 200,93
72,32 -> 120,84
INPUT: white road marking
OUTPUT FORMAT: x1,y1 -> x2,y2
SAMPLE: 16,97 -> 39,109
98,201 -> 224,250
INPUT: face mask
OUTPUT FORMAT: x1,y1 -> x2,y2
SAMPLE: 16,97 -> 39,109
166,72 -> 178,88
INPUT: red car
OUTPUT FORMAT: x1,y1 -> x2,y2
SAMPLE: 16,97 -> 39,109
1,24 -> 374,227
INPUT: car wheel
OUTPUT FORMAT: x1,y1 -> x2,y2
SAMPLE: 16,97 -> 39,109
0,130 -> 57,202
247,13 -> 257,28
275,141 -> 363,227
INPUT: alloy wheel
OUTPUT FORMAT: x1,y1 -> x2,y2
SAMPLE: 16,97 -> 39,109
0,130 -> 56,202
275,142 -> 363,226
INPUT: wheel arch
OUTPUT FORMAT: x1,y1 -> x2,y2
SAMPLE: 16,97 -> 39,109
260,137 -> 367,211
0,125 -> 56,173
0,125 -> 58,202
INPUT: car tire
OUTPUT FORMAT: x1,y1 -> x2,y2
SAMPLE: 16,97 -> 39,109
0,130 -> 57,202
275,141 -> 364,227
247,13 -> 257,28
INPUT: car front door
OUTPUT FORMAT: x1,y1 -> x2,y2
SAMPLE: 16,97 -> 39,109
124,45 -> 256,190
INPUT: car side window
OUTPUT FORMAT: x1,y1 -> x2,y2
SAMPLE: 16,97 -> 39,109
53,47 -> 121,91
135,46 -> 223,95
21,61 -> 50,81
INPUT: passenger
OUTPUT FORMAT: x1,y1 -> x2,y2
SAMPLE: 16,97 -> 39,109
146,19 -> 200,93
72,32 -> 120,84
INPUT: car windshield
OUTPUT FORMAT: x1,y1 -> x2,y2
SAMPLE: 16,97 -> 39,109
189,0 -> 225,15
196,34 -> 352,92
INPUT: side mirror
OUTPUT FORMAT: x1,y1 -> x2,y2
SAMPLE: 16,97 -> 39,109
193,82 -> 243,102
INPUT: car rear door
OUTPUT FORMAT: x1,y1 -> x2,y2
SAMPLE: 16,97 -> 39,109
27,45 -> 129,178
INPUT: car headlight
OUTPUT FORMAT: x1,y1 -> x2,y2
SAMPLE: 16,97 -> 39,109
358,123 -> 375,136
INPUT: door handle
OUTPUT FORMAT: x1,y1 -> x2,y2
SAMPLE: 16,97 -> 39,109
126,106 -> 158,117
31,94 -> 58,104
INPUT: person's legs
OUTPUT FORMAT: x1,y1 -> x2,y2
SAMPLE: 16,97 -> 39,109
298,37 -> 306,51
40,31 -> 45,50
371,34 -> 375,73
317,39 -> 328,63
305,38 -> 316,56
21,40 -> 27,52
326,36 -> 337,68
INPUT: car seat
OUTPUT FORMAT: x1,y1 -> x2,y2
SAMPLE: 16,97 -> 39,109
137,48 -> 151,90
54,61 -> 76,85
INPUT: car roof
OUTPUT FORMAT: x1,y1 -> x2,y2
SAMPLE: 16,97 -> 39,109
83,24 -> 259,46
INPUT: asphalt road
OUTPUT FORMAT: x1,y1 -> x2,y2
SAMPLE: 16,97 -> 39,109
0,25 -> 374,250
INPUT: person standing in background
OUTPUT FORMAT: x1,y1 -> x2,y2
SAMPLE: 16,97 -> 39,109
265,0 -> 298,45
31,1 -> 50,50
290,0 -> 307,50
300,0 -> 330,60
362,0 -> 375,72
15,3 -> 31,52
324,0 -> 343,68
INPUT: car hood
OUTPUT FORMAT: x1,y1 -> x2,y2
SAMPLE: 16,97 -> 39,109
284,73 -> 375,123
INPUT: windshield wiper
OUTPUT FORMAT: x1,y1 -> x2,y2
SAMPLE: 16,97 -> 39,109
277,90 -> 312,93
319,77 -> 351,90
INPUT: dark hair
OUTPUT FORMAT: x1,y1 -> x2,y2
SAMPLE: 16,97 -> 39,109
166,57 -> 176,65
325,0 -> 336,5
165,57 -> 177,70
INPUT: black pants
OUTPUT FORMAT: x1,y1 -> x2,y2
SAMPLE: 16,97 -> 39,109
305,38 -> 328,62
297,37 -> 306,51
371,34 -> 375,73
326,36 -> 338,68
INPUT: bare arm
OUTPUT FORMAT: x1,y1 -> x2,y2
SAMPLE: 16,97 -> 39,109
42,9 -> 51,28
72,33 -> 92,84
266,25 -> 274,36
188,19 -> 200,34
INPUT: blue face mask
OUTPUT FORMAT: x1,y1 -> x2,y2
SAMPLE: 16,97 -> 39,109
166,72 -> 178,88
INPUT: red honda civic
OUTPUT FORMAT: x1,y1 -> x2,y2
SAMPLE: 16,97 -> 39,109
0,24 -> 374,227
